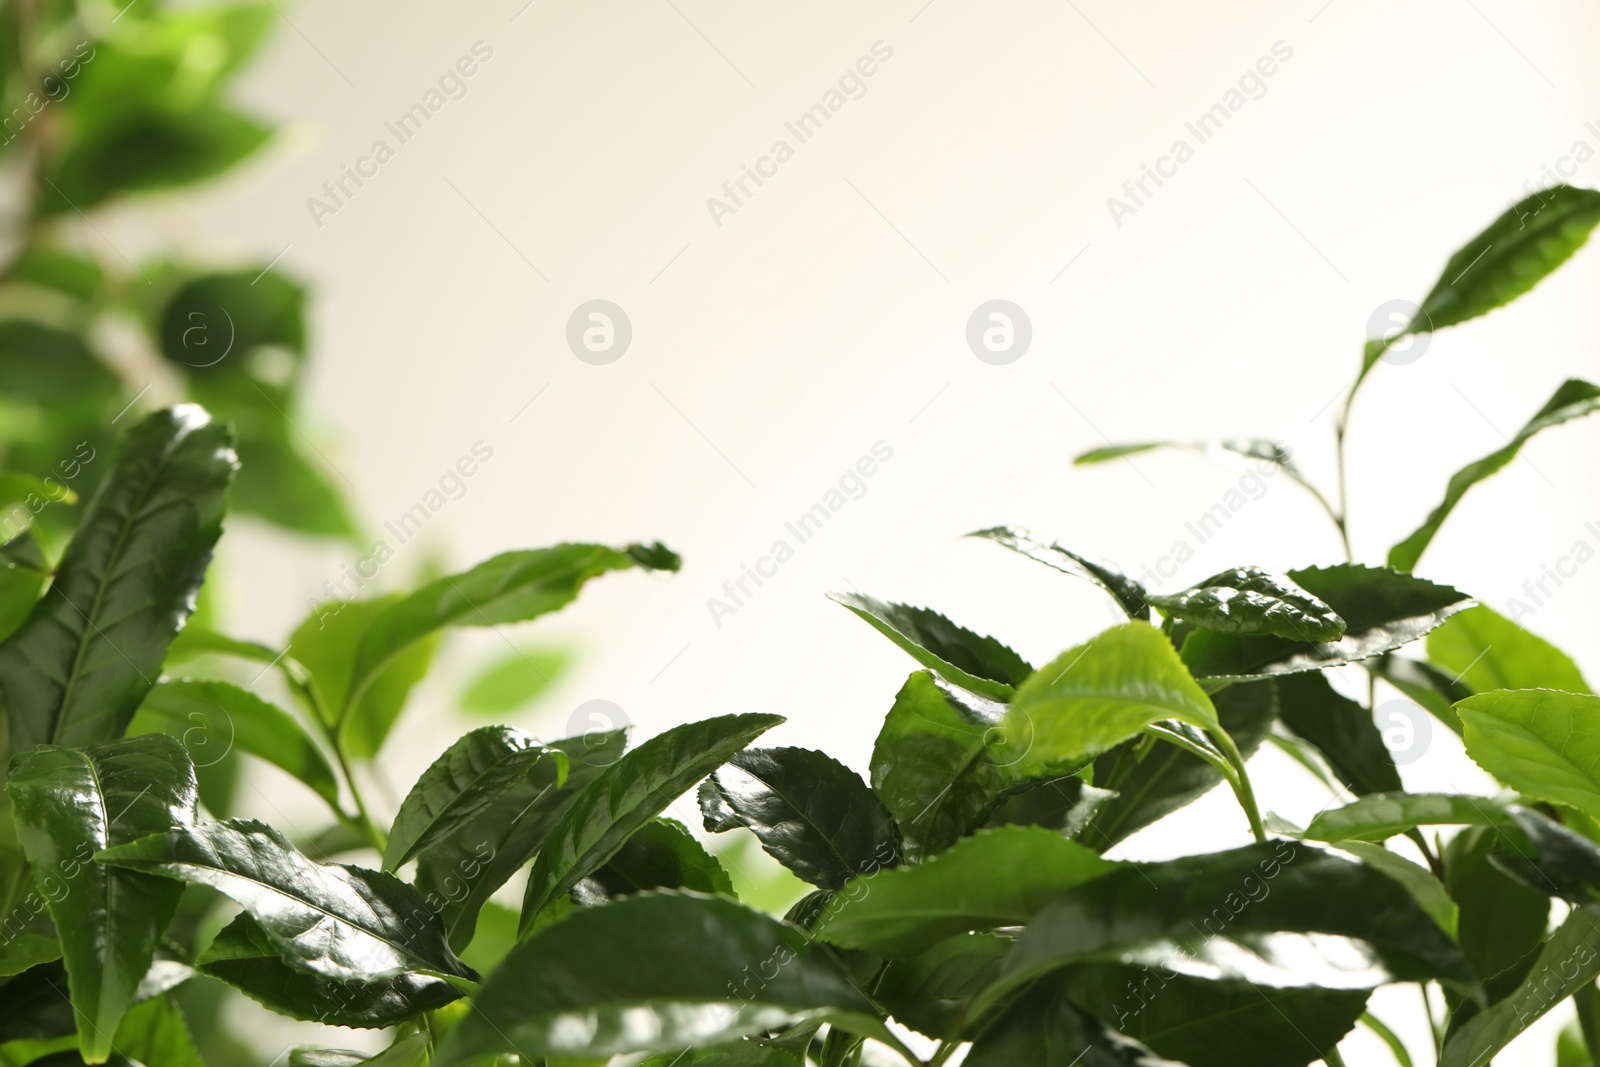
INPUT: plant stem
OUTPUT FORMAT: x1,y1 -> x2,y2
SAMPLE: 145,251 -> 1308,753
1332,420 -> 1354,563
287,669 -> 388,854
928,1039 -> 961,1067
1215,731 -> 1267,844
1323,1046 -> 1348,1067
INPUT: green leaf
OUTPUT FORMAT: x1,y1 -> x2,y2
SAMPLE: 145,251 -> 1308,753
436,891 -> 889,1065
0,406 -> 236,753
1082,679 -> 1279,848
110,995 -> 202,1067
977,774 -> 1116,838
1179,565 -> 1472,683
965,977 -> 1182,1066
1429,604 -> 1590,694
6,735 -> 198,1062
702,747 -> 900,890
573,817 -> 735,904
345,543 -> 678,717
1367,654 -> 1471,733
1333,840 -> 1458,939
969,527 -> 1149,619
97,818 -> 476,985
1003,621 -> 1220,774
384,726 -> 563,871
230,434 -> 360,542
1150,567 -> 1345,642
1390,379 -> 1600,570
0,934 -> 61,978
288,594 -> 439,759
127,678 -> 340,807
0,962 -> 76,1045
1445,824 -> 1552,991
987,841 -> 1475,1008
1440,905 -> 1600,1067
1276,672 -> 1401,796
635,1044 -> 803,1066
1305,793 -> 1516,843
197,913 -> 460,1028
827,592 -> 1031,700
1062,965 -> 1369,1067
868,670 -> 1009,860
518,713 -> 781,931
414,729 -> 627,952
0,531 -> 46,644
159,269 -> 306,367
5,246 -> 104,303
460,647 -> 569,715
1458,689 -> 1600,820
815,826 -> 1116,956
876,932 -> 1010,1039
1416,186 -> 1600,334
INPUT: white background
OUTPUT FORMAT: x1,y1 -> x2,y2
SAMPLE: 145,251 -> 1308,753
140,1 -> 1600,1061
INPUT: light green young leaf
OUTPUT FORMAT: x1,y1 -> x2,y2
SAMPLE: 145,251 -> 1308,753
1428,604 -> 1590,694
815,826 -> 1117,956
1458,689 -> 1600,821
1003,621 -> 1220,774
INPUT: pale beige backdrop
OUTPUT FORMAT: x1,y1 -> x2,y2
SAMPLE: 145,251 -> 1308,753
146,0 -> 1600,1061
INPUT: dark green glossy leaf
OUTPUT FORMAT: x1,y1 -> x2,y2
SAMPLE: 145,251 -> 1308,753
288,595 -> 438,760
868,670 -> 1008,860
1179,565 -> 1472,683
966,977 -> 1183,1066
346,543 -> 679,718
702,747 -> 900,890
969,527 -> 1149,620
815,826 -> 1116,956
1333,840 -> 1458,938
6,735 -> 198,1061
197,913 -> 460,1028
1391,379 -> 1600,571
1440,904 -> 1600,1067
1459,689 -> 1600,820
1446,824 -> 1552,993
1063,964 -> 1367,1067
636,1044 -> 802,1066
977,774 -> 1116,838
518,713 -> 782,931
989,842 -> 1474,1007
384,726 -> 562,871
437,892 -> 888,1064
97,819 -> 475,984
0,961 -> 75,1044
1150,567 -> 1344,642
1082,680 -> 1278,849
1415,186 -> 1600,330
414,729 -> 626,952
876,932 -> 1010,1039
1004,622 -> 1221,774
1276,672 -> 1400,796
573,817 -> 734,905
1,406 -> 236,752
1429,604 -> 1590,694
1305,793 -> 1515,842
127,678 -> 340,807
827,592 -> 1030,700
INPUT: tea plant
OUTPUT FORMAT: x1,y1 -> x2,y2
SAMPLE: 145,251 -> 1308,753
6,185 -> 1600,1067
